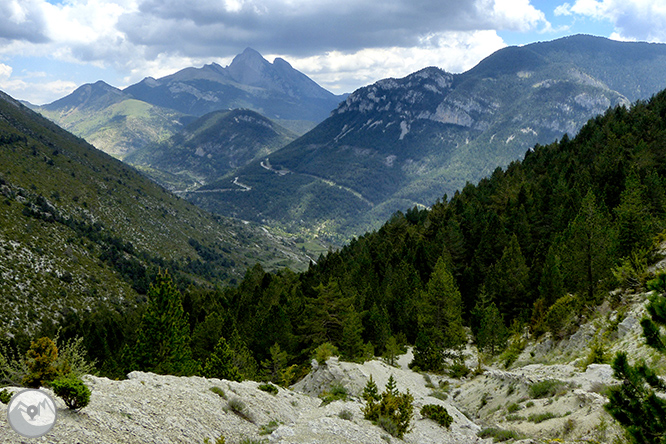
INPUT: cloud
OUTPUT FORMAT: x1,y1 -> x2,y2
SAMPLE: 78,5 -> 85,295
0,0 -> 551,101
559,0 -> 666,42
0,62 -> 77,104
293,30 -> 506,93
115,0 -> 547,58
0,0 -> 50,43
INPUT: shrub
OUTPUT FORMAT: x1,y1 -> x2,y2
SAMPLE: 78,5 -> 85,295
313,342 -> 339,366
23,337 -> 58,388
362,375 -> 414,439
209,386 -> 227,399
259,420 -> 279,435
228,397 -> 253,422
420,404 -> 453,428
338,409 -> 353,420
50,376 -> 91,410
0,388 -> 11,404
477,427 -> 522,442
506,402 -> 521,413
258,383 -> 278,395
53,335 -> 96,378
648,270 -> 666,293
320,383 -> 348,405
528,380 -> 568,399
528,411 -> 557,423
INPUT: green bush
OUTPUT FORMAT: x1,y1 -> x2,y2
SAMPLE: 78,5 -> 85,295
528,411 -> 558,423
477,427 -> 522,442
313,342 -> 339,366
259,420 -> 279,435
0,388 -> 11,404
420,404 -> 453,428
258,383 -> 279,395
338,409 -> 353,420
528,380 -> 568,399
209,386 -> 227,399
319,383 -> 348,405
506,402 -> 521,413
228,397 -> 253,422
50,376 -> 91,410
648,271 -> 666,293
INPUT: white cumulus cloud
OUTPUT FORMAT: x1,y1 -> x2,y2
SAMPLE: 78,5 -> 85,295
558,0 -> 666,42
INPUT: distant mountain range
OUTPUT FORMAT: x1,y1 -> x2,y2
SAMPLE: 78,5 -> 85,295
0,89 -> 309,333
186,35 -> 666,241
35,48 -> 346,159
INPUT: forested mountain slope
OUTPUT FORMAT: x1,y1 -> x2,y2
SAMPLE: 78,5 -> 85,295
196,35 -> 666,242
51,86 -> 666,381
0,90 -> 309,336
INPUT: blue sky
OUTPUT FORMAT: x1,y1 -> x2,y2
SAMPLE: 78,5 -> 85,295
0,0 -> 663,104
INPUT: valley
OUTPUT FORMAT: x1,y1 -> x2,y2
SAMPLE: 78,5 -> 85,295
4,31 -> 666,444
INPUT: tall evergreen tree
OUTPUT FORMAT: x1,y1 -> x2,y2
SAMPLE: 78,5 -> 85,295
203,336 -> 241,382
413,258 -> 466,370
560,190 -> 617,301
485,234 -> 530,320
131,270 -> 198,375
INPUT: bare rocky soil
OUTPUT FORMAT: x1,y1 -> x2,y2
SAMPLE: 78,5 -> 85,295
0,289 -> 658,443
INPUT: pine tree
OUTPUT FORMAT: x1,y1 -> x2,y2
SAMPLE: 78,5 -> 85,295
203,337 -> 241,382
606,292 -> 666,442
560,190 -> 617,301
538,246 -> 564,306
485,234 -> 530,320
131,270 -> 198,375
476,303 -> 507,357
413,258 -> 466,370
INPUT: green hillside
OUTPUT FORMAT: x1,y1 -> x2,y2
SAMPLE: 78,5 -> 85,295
0,90 -> 310,335
37,82 -> 189,159
125,109 -> 297,191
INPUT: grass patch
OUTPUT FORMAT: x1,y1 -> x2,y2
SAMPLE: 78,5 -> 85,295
506,402 -> 521,413
478,427 -> 522,442
259,420 -> 280,435
209,386 -> 227,399
528,411 -> 558,423
528,379 -> 569,399
319,383 -> 348,406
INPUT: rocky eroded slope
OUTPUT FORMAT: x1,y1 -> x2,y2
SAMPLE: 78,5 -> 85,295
3,286 -> 657,444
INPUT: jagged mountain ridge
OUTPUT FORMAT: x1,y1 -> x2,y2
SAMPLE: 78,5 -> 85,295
0,89 -> 309,334
35,48 -> 345,159
192,35 -> 666,241
124,108 -> 298,191
124,47 -> 345,126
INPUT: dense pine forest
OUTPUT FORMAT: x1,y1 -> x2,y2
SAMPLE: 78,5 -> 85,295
16,89 -> 666,383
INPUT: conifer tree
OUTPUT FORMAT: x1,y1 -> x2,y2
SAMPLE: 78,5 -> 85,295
131,270 -> 198,375
606,290 -> 666,442
413,258 -> 466,370
560,190 -> 617,301
538,246 -> 564,306
203,337 -> 241,382
485,234 -> 530,320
